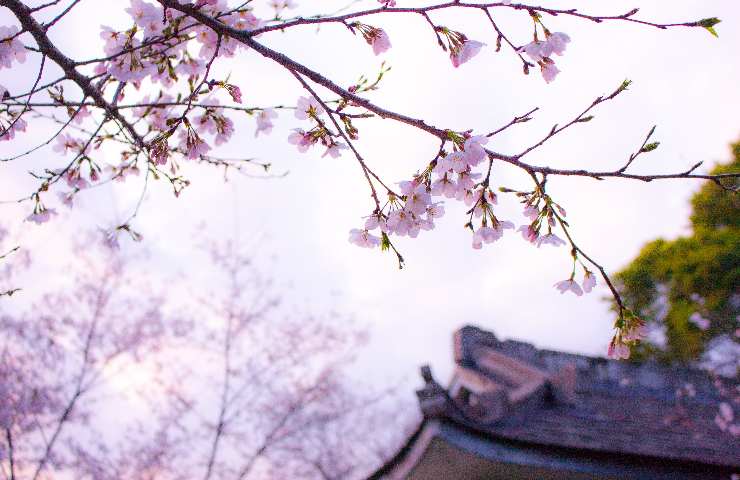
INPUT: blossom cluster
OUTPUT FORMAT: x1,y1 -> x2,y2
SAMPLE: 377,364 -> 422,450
520,30 -> 571,83
99,0 -> 261,84
10,0 -> 581,224
288,96 -> 348,158
607,309 -> 648,359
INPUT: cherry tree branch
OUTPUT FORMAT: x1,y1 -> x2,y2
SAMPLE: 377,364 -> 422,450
156,0 -> 738,192
4,429 -> 15,480
1,0 -> 146,149
248,2 -> 710,37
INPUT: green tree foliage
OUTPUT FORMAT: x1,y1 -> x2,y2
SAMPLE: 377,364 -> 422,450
614,140 -> 739,365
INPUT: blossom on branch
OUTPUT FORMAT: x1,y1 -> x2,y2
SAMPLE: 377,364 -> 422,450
295,96 -> 326,120
554,278 -> 583,296
451,40 -> 485,68
349,228 -> 381,248
0,25 -> 26,69
255,108 -> 278,137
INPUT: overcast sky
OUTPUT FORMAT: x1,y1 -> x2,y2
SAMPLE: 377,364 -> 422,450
2,0 -> 739,391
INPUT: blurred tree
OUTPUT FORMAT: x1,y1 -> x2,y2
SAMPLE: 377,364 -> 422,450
0,236 -> 406,480
613,139 -> 739,370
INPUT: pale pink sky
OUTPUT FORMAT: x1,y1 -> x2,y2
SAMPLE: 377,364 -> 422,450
1,0 -> 739,387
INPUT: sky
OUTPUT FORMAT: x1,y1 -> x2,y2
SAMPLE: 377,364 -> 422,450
1,0 -> 739,394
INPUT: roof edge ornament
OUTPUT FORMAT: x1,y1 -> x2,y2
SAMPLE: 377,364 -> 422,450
416,365 -> 450,418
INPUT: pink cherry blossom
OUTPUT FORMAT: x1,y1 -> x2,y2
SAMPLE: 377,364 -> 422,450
255,108 -> 278,137
451,40 -> 485,68
229,10 -> 263,32
58,191 -> 75,208
582,269 -> 597,293
463,135 -> 488,166
547,32 -> 571,56
288,129 -> 314,153
623,324 -> 648,342
348,228 -> 380,248
431,175 -> 457,198
517,225 -> 539,244
607,342 -> 631,360
72,106 -> 91,124
447,151 -> 469,173
521,41 -> 549,63
53,133 -> 84,155
540,58 -> 561,83
523,205 -> 540,221
370,29 -> 392,56
26,207 -> 57,225
323,142 -> 348,158
405,184 -> 432,215
179,129 -> 211,159
425,203 -> 445,219
536,232 -> 565,248
295,96 -> 325,120
0,115 -> 26,142
365,212 -> 389,232
472,221 -> 514,249
554,278 -> 583,296
0,26 -> 27,69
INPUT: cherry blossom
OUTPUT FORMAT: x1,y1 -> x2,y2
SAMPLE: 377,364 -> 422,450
554,278 -> 583,296
522,41 -> 548,63
607,341 -> 631,360
255,108 -> 278,137
288,129 -> 315,153
0,0 -> 731,363
26,206 -> 57,225
451,40 -> 485,68
58,191 -> 75,208
582,269 -> 597,293
0,114 -> 26,141
352,23 -> 392,56
295,96 -> 326,120
536,232 -> 566,248
0,25 -> 26,69
52,133 -> 87,155
472,221 -> 514,249
370,29 -> 392,56
623,324 -> 648,341
518,225 -> 539,244
179,127 -> 211,159
323,142 -> 348,158
523,205 -> 540,221
547,32 -> 571,56
72,106 -> 92,124
541,59 -> 561,84
349,228 -> 381,248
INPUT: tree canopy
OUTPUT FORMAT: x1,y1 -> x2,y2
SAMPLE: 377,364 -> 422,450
614,139 -> 739,368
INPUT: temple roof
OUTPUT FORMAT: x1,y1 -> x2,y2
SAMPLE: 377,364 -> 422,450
370,325 -> 739,479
